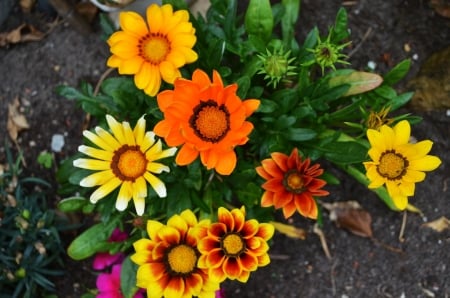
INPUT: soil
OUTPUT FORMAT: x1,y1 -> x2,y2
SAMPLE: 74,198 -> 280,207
1,0 -> 449,297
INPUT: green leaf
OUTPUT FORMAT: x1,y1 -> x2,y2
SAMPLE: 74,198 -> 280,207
281,0 -> 300,45
37,151 -> 53,169
323,141 -> 368,164
389,91 -> 414,111
121,257 -> 140,298
258,99 -> 279,113
67,215 -> 121,260
55,85 -> 90,101
331,7 -> 349,42
245,0 -> 274,43
236,182 -> 262,207
328,71 -> 383,96
57,196 -> 88,213
383,59 -> 411,85
99,13 -> 116,41
282,127 -> 317,141
236,75 -> 251,99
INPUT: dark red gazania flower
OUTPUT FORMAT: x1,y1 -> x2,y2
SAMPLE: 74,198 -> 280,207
255,148 -> 329,219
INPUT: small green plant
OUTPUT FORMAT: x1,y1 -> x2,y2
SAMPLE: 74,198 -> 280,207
37,151 -> 53,169
0,146 -> 65,298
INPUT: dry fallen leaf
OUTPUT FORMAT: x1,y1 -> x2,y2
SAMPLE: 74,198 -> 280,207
422,216 -> 450,232
19,0 -> 35,13
322,200 -> 373,238
7,97 -> 30,142
270,221 -> 306,240
0,23 -> 45,47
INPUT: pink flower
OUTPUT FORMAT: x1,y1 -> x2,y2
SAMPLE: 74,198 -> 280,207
96,264 -> 144,298
216,288 -> 226,298
93,229 -> 128,270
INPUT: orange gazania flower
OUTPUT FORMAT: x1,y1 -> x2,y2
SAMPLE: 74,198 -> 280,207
197,207 -> 274,283
255,148 -> 329,219
106,4 -> 198,96
153,69 -> 260,175
131,210 -> 220,298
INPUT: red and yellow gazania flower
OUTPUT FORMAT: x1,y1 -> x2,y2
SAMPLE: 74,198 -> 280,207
106,4 -> 198,96
197,207 -> 274,283
255,148 -> 329,219
131,210 -> 220,298
153,69 -> 260,175
363,120 -> 441,209
73,115 -> 176,215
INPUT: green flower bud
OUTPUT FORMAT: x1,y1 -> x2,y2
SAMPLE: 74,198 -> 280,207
257,46 -> 297,88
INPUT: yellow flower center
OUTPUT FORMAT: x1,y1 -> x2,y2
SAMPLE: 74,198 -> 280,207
139,34 -> 170,64
221,233 -> 245,257
190,100 -> 230,143
283,170 -> 305,194
111,145 -> 148,181
166,244 -> 197,275
377,150 -> 408,180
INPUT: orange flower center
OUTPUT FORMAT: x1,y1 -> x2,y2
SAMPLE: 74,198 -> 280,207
377,150 -> 408,180
166,244 -> 197,276
190,100 -> 230,143
283,170 -> 305,194
221,233 -> 245,257
111,145 -> 148,181
139,33 -> 170,64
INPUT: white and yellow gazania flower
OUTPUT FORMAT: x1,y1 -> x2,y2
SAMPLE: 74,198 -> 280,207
363,120 -> 441,209
73,114 -> 176,215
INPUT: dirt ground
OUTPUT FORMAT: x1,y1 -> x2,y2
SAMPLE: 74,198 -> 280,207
0,0 -> 449,297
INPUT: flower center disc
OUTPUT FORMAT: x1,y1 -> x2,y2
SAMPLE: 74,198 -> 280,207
112,145 -> 148,181
221,233 -> 245,256
283,170 -> 304,194
377,150 -> 408,180
190,100 -> 230,143
167,244 -> 197,275
140,34 -> 170,64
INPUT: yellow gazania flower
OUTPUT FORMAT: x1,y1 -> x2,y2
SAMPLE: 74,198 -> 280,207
73,115 -> 176,215
107,3 -> 198,96
197,207 -> 274,283
363,120 -> 441,209
131,210 -> 220,298
153,69 -> 260,175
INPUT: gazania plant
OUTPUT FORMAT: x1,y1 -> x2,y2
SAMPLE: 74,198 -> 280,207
55,0 -> 441,297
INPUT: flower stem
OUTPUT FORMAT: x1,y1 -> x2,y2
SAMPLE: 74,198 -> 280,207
340,164 -> 399,211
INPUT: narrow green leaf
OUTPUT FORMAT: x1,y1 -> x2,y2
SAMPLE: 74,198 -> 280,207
323,141 -> 368,164
245,0 -> 274,43
383,59 -> 411,85
281,0 -> 300,45
331,7 -> 349,42
282,127 -> 317,141
67,215 -> 121,260
57,197 -> 88,213
121,257 -> 140,298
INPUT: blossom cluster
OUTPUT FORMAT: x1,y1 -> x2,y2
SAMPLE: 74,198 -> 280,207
60,2 -> 442,298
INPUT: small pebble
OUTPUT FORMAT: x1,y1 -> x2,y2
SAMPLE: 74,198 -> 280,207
51,134 -> 65,152
367,61 -> 376,70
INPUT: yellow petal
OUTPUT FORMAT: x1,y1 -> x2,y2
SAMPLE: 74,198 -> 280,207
393,120 -> 410,146
147,220 -> 164,239
78,145 -> 113,161
159,61 -> 180,84
73,158 -> 111,170
119,11 -> 149,37
146,3 -> 163,33
392,194 -> 408,210
141,131 -> 156,152
119,56 -> 143,75
82,130 -> 114,151
133,115 -> 146,146
143,65 -> 162,96
80,170 -> 115,187
106,115 -> 127,145
144,172 -> 167,197
403,169 -> 426,183
94,126 -> 122,150
116,181 -> 132,211
133,176 -> 148,199
133,196 -> 146,216
409,155 -> 442,171
147,162 -> 170,174
90,177 -> 122,203
123,121 -> 136,146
